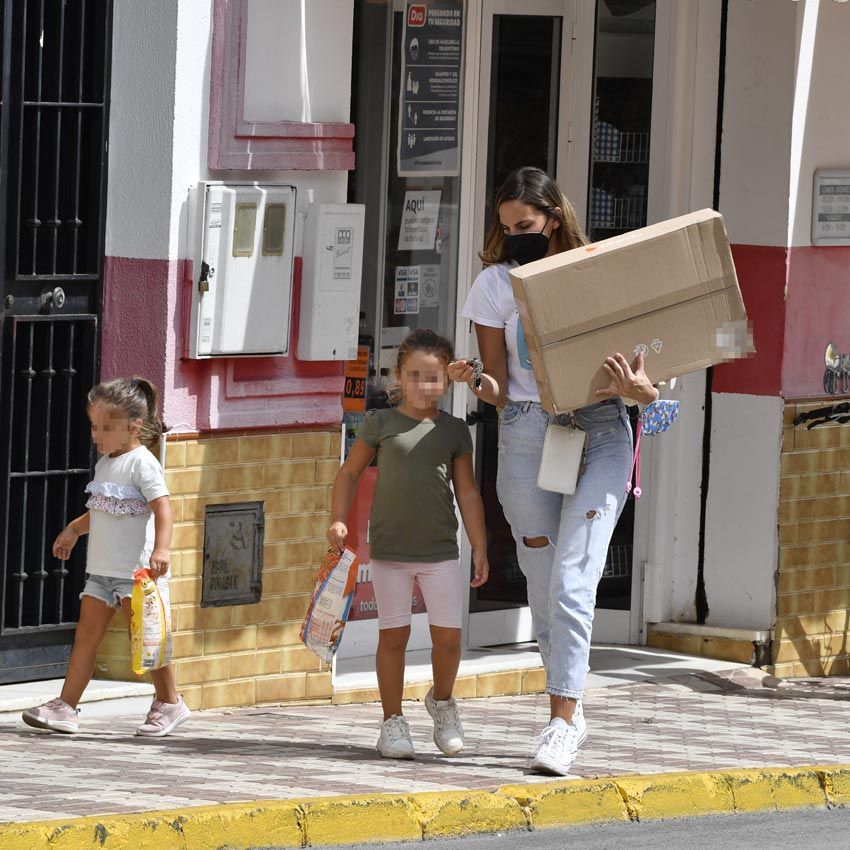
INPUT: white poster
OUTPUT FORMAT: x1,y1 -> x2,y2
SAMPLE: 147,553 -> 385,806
420,265 -> 440,308
398,191 -> 441,251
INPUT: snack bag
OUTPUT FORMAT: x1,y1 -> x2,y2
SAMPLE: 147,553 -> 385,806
300,547 -> 358,663
131,568 -> 172,675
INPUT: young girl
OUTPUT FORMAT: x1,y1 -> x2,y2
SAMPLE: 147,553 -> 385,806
22,378 -> 190,738
328,329 -> 488,759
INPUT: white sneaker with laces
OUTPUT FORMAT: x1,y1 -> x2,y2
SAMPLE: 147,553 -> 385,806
530,710 -> 588,776
425,687 -> 464,755
135,696 -> 191,737
22,697 -> 80,734
376,714 -> 415,759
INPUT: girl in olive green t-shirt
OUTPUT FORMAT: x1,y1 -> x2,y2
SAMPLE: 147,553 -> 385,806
327,330 -> 488,760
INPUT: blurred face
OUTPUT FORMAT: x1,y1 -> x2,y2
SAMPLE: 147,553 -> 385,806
398,349 -> 449,410
88,403 -> 140,456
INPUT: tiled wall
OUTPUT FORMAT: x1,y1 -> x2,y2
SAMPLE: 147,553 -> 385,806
96,427 -> 340,709
773,402 -> 850,677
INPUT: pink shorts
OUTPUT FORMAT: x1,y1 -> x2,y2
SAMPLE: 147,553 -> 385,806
371,559 -> 463,630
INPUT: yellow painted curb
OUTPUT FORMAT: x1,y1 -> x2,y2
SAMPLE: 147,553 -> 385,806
0,765 -> 847,849
413,790 -> 528,838
498,778 -> 629,827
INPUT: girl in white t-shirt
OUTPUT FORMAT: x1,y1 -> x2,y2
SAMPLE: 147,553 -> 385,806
22,378 -> 191,738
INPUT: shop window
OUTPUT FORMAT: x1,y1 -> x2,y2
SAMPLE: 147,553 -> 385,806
587,0 -> 656,242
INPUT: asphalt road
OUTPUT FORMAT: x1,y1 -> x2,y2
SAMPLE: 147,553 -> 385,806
323,808 -> 850,850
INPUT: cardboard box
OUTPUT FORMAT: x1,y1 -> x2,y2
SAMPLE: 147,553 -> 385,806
509,209 -> 753,414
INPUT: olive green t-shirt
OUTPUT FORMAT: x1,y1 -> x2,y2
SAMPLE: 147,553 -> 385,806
357,407 -> 473,562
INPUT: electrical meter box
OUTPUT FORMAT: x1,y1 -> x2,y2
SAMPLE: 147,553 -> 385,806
188,182 -> 296,358
298,203 -> 365,361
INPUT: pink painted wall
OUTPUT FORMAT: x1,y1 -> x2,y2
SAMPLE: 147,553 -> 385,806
101,256 -> 344,433
783,246 -> 850,399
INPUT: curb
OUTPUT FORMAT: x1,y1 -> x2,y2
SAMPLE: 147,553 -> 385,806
2,764 -> 849,849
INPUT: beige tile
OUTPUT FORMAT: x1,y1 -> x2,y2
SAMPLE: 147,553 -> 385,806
263,461 -> 316,488
172,630 -> 205,659
171,522 -> 204,551
237,434 -> 293,462
206,464 -> 264,494
166,468 -> 204,495
257,621 -> 304,649
266,514 -> 316,543
316,459 -> 340,485
201,679 -> 256,709
175,655 -> 230,686
255,673 -> 307,703
167,577 -> 202,606
306,671 -> 333,700
204,626 -> 257,655
262,567 -> 315,596
186,439 -> 240,467
282,646 -> 322,673
163,441 -> 186,468
291,432 -> 331,460
475,671 -> 523,698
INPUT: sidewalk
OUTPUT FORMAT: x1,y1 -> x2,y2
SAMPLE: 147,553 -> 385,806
1,651 -> 849,847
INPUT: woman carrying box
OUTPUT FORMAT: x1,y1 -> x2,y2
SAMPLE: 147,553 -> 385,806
449,166 -> 658,776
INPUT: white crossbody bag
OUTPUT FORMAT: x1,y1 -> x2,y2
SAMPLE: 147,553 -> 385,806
537,422 -> 587,495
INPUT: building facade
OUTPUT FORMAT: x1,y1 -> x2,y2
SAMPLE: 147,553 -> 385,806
0,0 -> 848,707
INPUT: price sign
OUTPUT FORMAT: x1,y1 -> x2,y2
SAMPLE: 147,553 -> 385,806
342,345 -> 369,413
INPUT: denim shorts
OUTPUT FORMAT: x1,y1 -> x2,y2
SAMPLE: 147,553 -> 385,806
80,574 -> 136,609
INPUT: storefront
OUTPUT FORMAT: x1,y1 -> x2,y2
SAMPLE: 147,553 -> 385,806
338,0 -> 665,664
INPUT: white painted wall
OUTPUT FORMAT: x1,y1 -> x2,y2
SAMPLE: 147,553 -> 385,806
789,0 -> 850,247
702,393 -> 782,629
639,0 -> 720,629
243,0 -> 355,123
717,0 -> 797,247
105,0 -> 178,260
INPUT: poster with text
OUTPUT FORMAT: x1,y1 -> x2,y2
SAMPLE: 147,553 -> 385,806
398,190 -> 442,250
398,1 -> 464,177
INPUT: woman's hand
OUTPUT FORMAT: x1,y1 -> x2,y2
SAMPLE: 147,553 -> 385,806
52,526 -> 79,561
448,359 -> 475,385
149,548 -> 170,579
596,351 -> 659,406
327,521 -> 348,553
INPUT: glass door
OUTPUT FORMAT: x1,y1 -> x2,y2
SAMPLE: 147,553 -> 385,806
466,0 -> 574,648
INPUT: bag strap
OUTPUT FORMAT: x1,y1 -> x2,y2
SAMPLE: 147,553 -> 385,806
626,420 -> 643,499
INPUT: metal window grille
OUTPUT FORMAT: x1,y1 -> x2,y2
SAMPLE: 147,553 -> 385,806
0,0 -> 112,681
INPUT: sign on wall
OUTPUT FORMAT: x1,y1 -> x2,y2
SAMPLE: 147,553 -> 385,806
398,1 -> 464,177
812,169 -> 850,246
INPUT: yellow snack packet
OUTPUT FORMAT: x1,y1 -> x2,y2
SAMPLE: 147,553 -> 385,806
131,569 -> 172,675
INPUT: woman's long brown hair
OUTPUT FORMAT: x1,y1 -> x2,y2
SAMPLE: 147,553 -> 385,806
480,166 -> 588,266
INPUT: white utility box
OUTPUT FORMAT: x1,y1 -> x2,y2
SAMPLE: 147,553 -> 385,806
188,182 -> 296,358
298,203 -> 365,361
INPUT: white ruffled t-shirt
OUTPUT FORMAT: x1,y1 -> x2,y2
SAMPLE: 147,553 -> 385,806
84,445 -> 169,578
462,262 -> 540,402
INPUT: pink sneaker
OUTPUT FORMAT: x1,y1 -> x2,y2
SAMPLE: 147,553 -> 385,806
22,698 -> 80,734
135,697 -> 191,737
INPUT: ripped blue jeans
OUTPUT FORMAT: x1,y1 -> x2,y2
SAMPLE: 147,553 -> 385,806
496,399 -> 632,700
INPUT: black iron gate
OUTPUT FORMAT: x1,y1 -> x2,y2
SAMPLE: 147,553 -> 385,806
0,0 -> 112,682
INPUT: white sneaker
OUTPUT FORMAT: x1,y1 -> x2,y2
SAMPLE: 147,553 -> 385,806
425,687 -> 464,756
376,714 -> 415,759
135,697 -> 191,737
22,698 -> 80,734
530,711 -> 588,776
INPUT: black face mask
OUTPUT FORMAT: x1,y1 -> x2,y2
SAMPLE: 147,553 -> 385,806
506,218 -> 551,265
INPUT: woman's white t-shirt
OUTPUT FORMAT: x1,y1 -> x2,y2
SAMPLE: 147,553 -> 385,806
462,262 -> 540,402
84,445 -> 169,578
